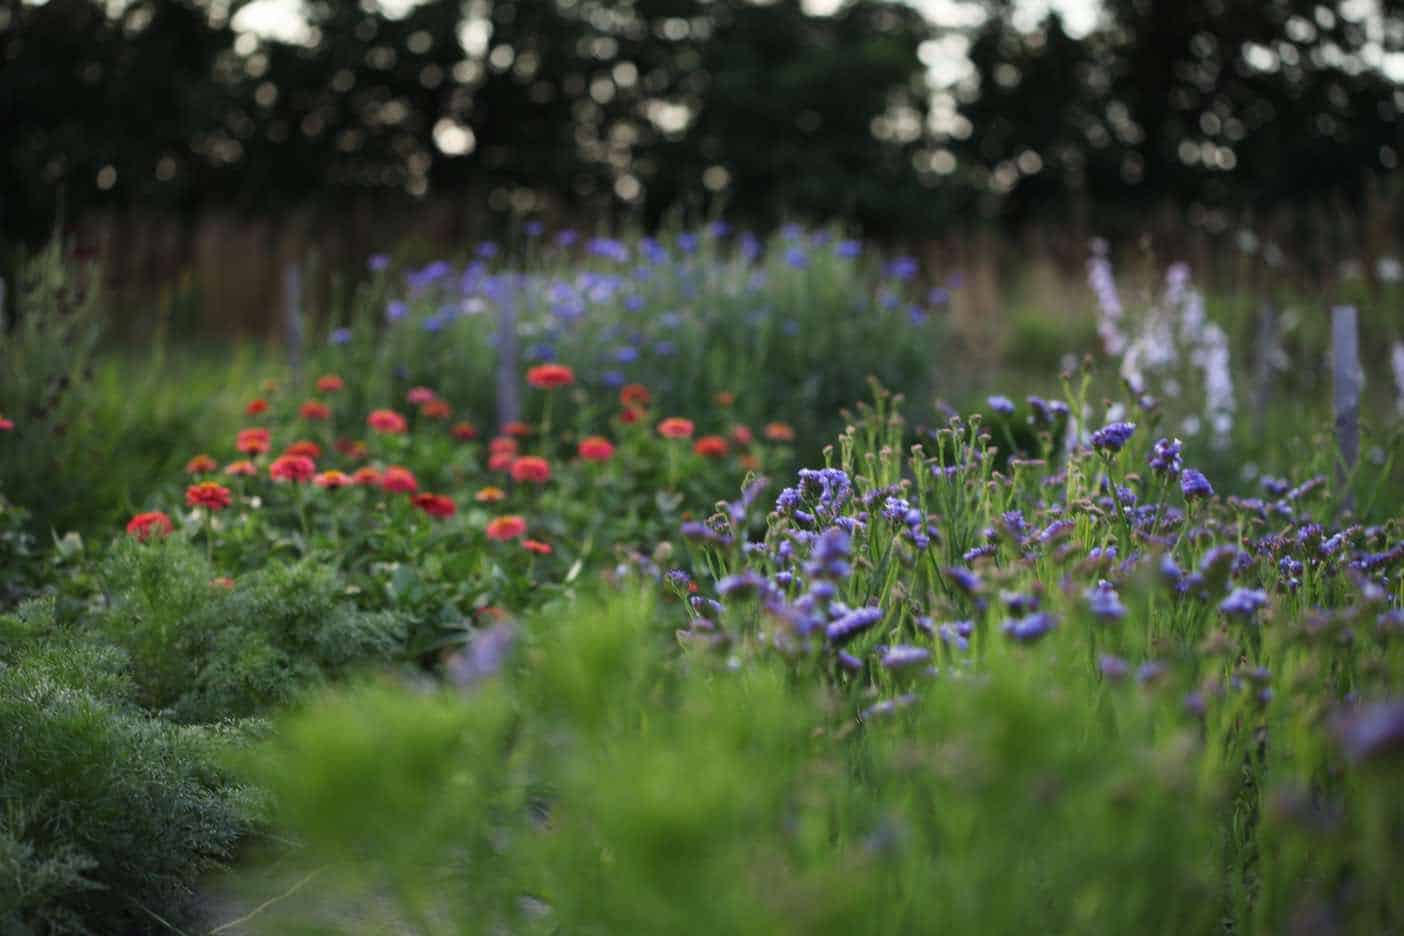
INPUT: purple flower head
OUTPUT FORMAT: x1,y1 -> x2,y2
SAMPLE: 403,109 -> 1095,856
1085,581 -> 1127,621
386,300 -> 409,323
1261,476 -> 1290,497
1137,661 -> 1168,684
1098,654 -> 1130,681
1219,588 -> 1268,618
826,606 -> 884,645
523,220 -> 545,238
665,569 -> 692,591
717,571 -> 768,598
804,526 -> 853,580
1180,468 -> 1214,499
785,247 -> 810,269
1090,421 -> 1137,453
836,239 -> 862,258
885,256 -> 919,281
368,253 -> 391,272
445,621 -> 516,689
1332,700 -> 1404,763
880,645 -> 932,670
836,651 -> 864,673
1003,612 -> 1059,643
330,327 -> 352,345
943,567 -> 983,596
938,621 -> 973,652
987,395 -> 1015,416
1148,437 -> 1183,476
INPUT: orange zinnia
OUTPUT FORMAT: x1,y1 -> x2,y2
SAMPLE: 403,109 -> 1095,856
126,511 -> 173,541
236,428 -> 271,455
420,399 -> 452,420
657,417 -> 694,440
186,454 -> 218,474
578,436 -> 615,462
526,364 -> 574,389
269,454 -> 317,482
475,486 -> 506,503
522,539 -> 552,555
380,465 -> 419,493
186,481 -> 232,511
715,391 -> 735,407
619,383 -> 652,408
225,460 -> 258,477
693,435 -> 729,458
485,515 -> 527,541
368,409 -> 408,434
763,421 -> 796,442
510,456 -> 551,484
352,466 -> 383,486
452,421 -> 478,441
314,470 -> 353,490
316,374 -> 344,393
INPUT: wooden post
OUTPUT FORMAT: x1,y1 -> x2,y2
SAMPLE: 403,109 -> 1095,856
1331,305 -> 1360,507
1251,300 -> 1276,440
284,262 -> 304,385
495,286 -> 521,430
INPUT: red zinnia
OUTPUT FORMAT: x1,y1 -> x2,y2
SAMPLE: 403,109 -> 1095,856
314,470 -> 353,490
411,493 -> 456,518
352,466 -> 383,486
236,428 -> 271,455
715,391 -> 735,408
489,436 -> 518,455
316,374 -> 344,393
657,417 -> 695,440
368,409 -> 408,434
488,451 -> 516,472
225,460 -> 258,477
246,398 -> 269,416
380,465 -> 418,493
504,421 -> 532,437
510,456 -> 551,484
619,407 -> 641,425
269,454 -> 317,482
731,425 -> 754,446
578,436 -> 615,462
619,383 -> 651,408
420,399 -> 452,420
284,440 -> 322,460
452,421 -> 478,441
764,421 -> 796,442
186,454 -> 218,474
526,364 -> 574,389
300,400 -> 331,421
0,417 -> 13,432
522,539 -> 552,555
126,511 -> 173,541
334,437 -> 367,459
406,386 -> 437,405
693,435 -> 729,458
186,481 -> 232,511
485,515 -> 527,541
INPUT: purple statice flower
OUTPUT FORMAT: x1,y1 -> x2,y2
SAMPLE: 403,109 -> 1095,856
880,645 -> 932,670
665,569 -> 692,591
689,595 -> 725,618
1180,468 -> 1214,499
963,544 -> 996,562
808,581 -> 837,602
445,621 -> 516,689
1287,476 -> 1327,501
1090,421 -> 1137,453
938,621 -> 973,652
1219,588 -> 1268,618
600,370 -> 625,388
717,571 -> 768,598
1331,700 -> 1404,763
1137,661 -> 1168,684
1261,476 -> 1290,497
1279,557 -> 1304,577
386,300 -> 408,323
555,229 -> 579,247
367,253 -> 391,272
796,468 -> 853,515
1001,591 -> 1040,615
944,566 -> 983,596
805,527 -> 852,580
523,220 -> 545,238
827,606 -> 884,645
885,256 -> 919,280
835,239 -> 862,258
476,241 -> 499,259
836,651 -> 864,673
677,233 -> 699,254
1036,519 -> 1075,545
1085,581 -> 1127,621
1098,654 -> 1130,681
1148,437 -> 1183,476
587,237 -> 629,263
987,395 -> 1015,416
330,327 -> 352,345
861,693 -> 918,720
928,286 -> 951,305
785,247 -> 810,269
1003,612 -> 1059,643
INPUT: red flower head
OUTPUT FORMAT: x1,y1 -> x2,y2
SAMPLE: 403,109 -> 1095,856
522,539 -> 552,555
578,436 -> 615,462
245,398 -> 269,416
452,421 -> 478,441
0,417 -> 13,432
210,576 -> 236,589
485,515 -> 527,541
269,454 -> 317,482
657,417 -> 695,440
406,386 -> 438,406
411,493 -> 457,518
185,454 -> 218,474
504,421 -> 532,437
693,435 -> 729,458
314,469 -> 353,490
225,460 -> 258,477
380,465 -> 418,493
619,407 -> 641,425
527,364 -> 575,389
368,409 -> 408,434
352,466 -> 383,487
731,424 -> 754,446
316,374 -> 344,393
475,486 -> 506,503
420,399 -> 452,420
334,437 -> 367,460
489,436 -> 519,455
126,511 -> 173,541
488,451 -> 516,472
619,383 -> 651,409
738,454 -> 761,472
186,481 -> 232,512
300,400 -> 331,421
510,455 -> 551,484
236,428 -> 271,455
763,421 -> 796,442
715,391 -> 735,408
283,440 -> 322,460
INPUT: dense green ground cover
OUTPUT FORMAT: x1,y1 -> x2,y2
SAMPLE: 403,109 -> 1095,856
2,230 -> 1402,933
